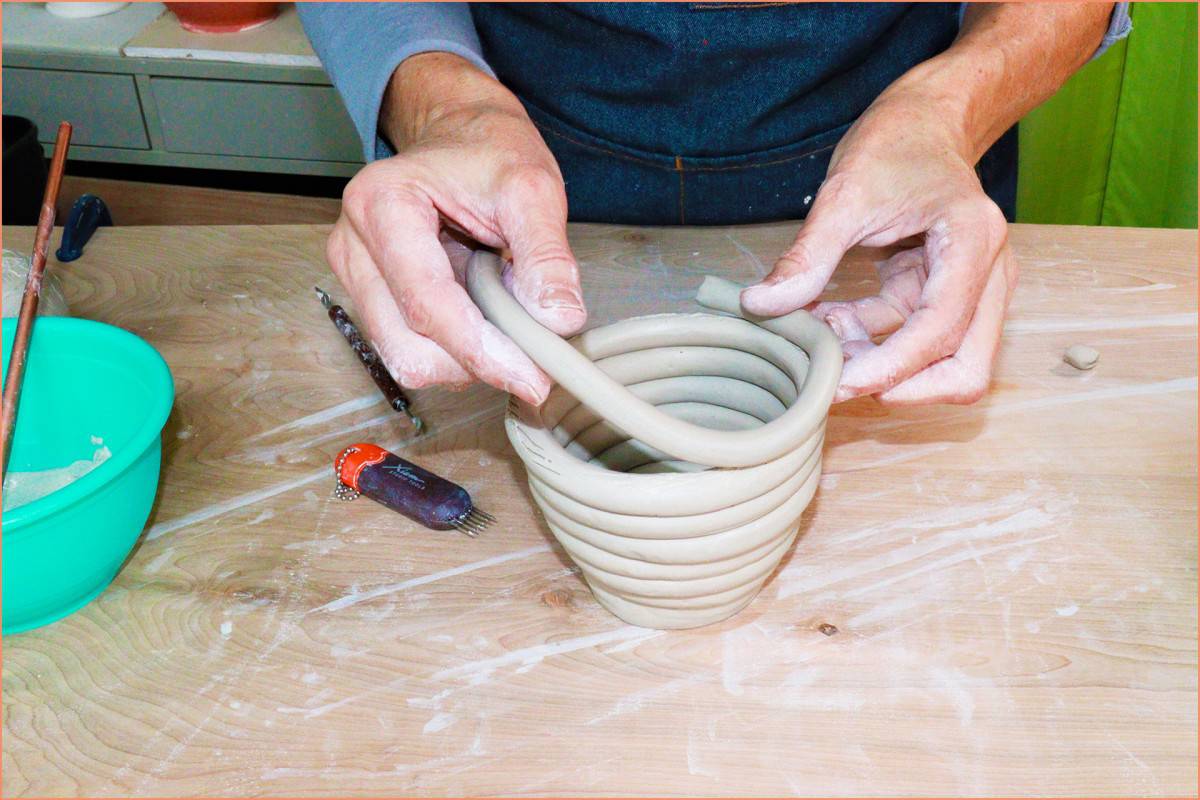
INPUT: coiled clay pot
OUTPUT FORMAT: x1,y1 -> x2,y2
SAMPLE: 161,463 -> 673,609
468,252 -> 841,630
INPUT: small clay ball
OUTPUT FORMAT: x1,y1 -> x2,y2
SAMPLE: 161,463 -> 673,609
1063,344 -> 1099,371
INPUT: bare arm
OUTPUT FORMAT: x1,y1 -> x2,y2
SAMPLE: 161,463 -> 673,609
913,3 -> 1112,162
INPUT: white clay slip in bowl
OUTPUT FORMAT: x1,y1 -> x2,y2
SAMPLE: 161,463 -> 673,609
468,251 -> 842,629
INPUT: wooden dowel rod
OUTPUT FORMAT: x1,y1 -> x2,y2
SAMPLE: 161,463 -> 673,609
0,121 -> 73,482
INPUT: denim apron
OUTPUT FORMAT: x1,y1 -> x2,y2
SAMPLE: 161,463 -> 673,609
472,2 -> 1017,225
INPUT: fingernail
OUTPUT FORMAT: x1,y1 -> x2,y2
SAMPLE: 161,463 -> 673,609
740,284 -> 788,316
757,270 -> 795,289
511,379 -> 548,406
538,285 -> 582,310
745,279 -> 787,299
825,314 -> 846,340
741,285 -> 767,302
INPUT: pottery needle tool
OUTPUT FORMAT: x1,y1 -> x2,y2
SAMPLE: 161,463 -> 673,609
333,443 -> 495,537
315,286 -> 422,432
1,121 -> 73,480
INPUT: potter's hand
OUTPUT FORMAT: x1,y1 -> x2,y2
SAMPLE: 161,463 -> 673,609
740,3 -> 1114,404
740,94 -> 1016,405
326,53 -> 586,406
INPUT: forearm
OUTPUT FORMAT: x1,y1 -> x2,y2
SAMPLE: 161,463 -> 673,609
381,52 -> 525,153
299,2 -> 494,161
877,3 -> 1113,163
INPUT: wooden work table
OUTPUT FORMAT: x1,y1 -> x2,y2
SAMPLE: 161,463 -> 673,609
1,222 -> 1196,796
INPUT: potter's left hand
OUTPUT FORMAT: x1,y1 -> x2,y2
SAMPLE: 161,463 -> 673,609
740,3 -> 1114,404
740,91 -> 1017,405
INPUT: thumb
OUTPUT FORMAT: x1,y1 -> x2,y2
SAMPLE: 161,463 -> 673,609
498,173 -> 588,337
740,195 -> 863,317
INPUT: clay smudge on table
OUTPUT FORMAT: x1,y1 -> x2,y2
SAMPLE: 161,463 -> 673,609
1004,312 -> 1196,334
247,393 -> 383,442
725,232 -> 768,278
309,545 -> 551,614
431,626 -> 656,683
776,483 -> 1074,605
1099,282 -> 1176,294
237,412 -> 398,465
144,464 -> 331,541
868,376 -> 1197,434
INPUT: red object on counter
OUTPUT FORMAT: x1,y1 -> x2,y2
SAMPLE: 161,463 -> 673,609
336,443 -> 390,493
165,2 -> 280,33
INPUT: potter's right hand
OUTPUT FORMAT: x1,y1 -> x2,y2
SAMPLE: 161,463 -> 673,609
325,52 -> 587,406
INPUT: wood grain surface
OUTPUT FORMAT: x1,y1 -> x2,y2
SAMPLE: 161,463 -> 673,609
1,222 -> 1196,796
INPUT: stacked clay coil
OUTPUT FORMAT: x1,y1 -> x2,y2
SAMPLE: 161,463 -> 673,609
468,251 -> 841,629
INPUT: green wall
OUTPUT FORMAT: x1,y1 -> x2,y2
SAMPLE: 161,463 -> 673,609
1017,3 -> 1197,228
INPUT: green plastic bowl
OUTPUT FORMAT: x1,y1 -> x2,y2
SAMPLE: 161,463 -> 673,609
2,317 -> 173,633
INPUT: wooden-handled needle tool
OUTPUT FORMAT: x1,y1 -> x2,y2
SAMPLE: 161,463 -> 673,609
315,286 -> 423,432
1,121 -> 73,481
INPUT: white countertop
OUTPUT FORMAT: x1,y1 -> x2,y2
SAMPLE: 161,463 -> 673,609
1,2 -> 165,57
1,2 -> 318,67
122,4 -> 319,67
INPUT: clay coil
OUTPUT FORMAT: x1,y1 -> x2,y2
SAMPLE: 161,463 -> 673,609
468,251 -> 841,629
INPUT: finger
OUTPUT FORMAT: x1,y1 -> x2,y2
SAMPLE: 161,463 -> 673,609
822,304 -> 877,365
876,246 -> 926,282
347,185 -> 552,405
812,247 -> 926,337
497,169 -> 587,336
328,224 -> 470,387
878,247 -> 1015,405
822,304 -> 871,343
813,297 -> 906,339
740,178 -> 866,316
835,199 -> 1007,399
439,227 -> 477,281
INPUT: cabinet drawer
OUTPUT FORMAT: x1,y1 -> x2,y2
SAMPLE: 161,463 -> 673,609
151,77 -> 361,163
3,68 -> 148,149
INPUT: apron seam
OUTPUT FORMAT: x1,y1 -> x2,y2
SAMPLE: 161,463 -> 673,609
536,118 -> 843,173
675,155 -> 686,224
679,141 -> 839,172
535,122 -> 675,171
689,2 -> 792,9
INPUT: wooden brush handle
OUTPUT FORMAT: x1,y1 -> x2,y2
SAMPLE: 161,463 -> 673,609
1,122 -> 73,481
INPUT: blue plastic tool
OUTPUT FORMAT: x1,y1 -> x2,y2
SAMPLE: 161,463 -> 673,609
55,194 -> 112,263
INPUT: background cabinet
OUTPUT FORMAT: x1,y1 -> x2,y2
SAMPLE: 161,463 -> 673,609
1,3 -> 363,178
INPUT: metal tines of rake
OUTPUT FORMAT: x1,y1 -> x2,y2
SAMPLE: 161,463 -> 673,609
450,507 -> 496,537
